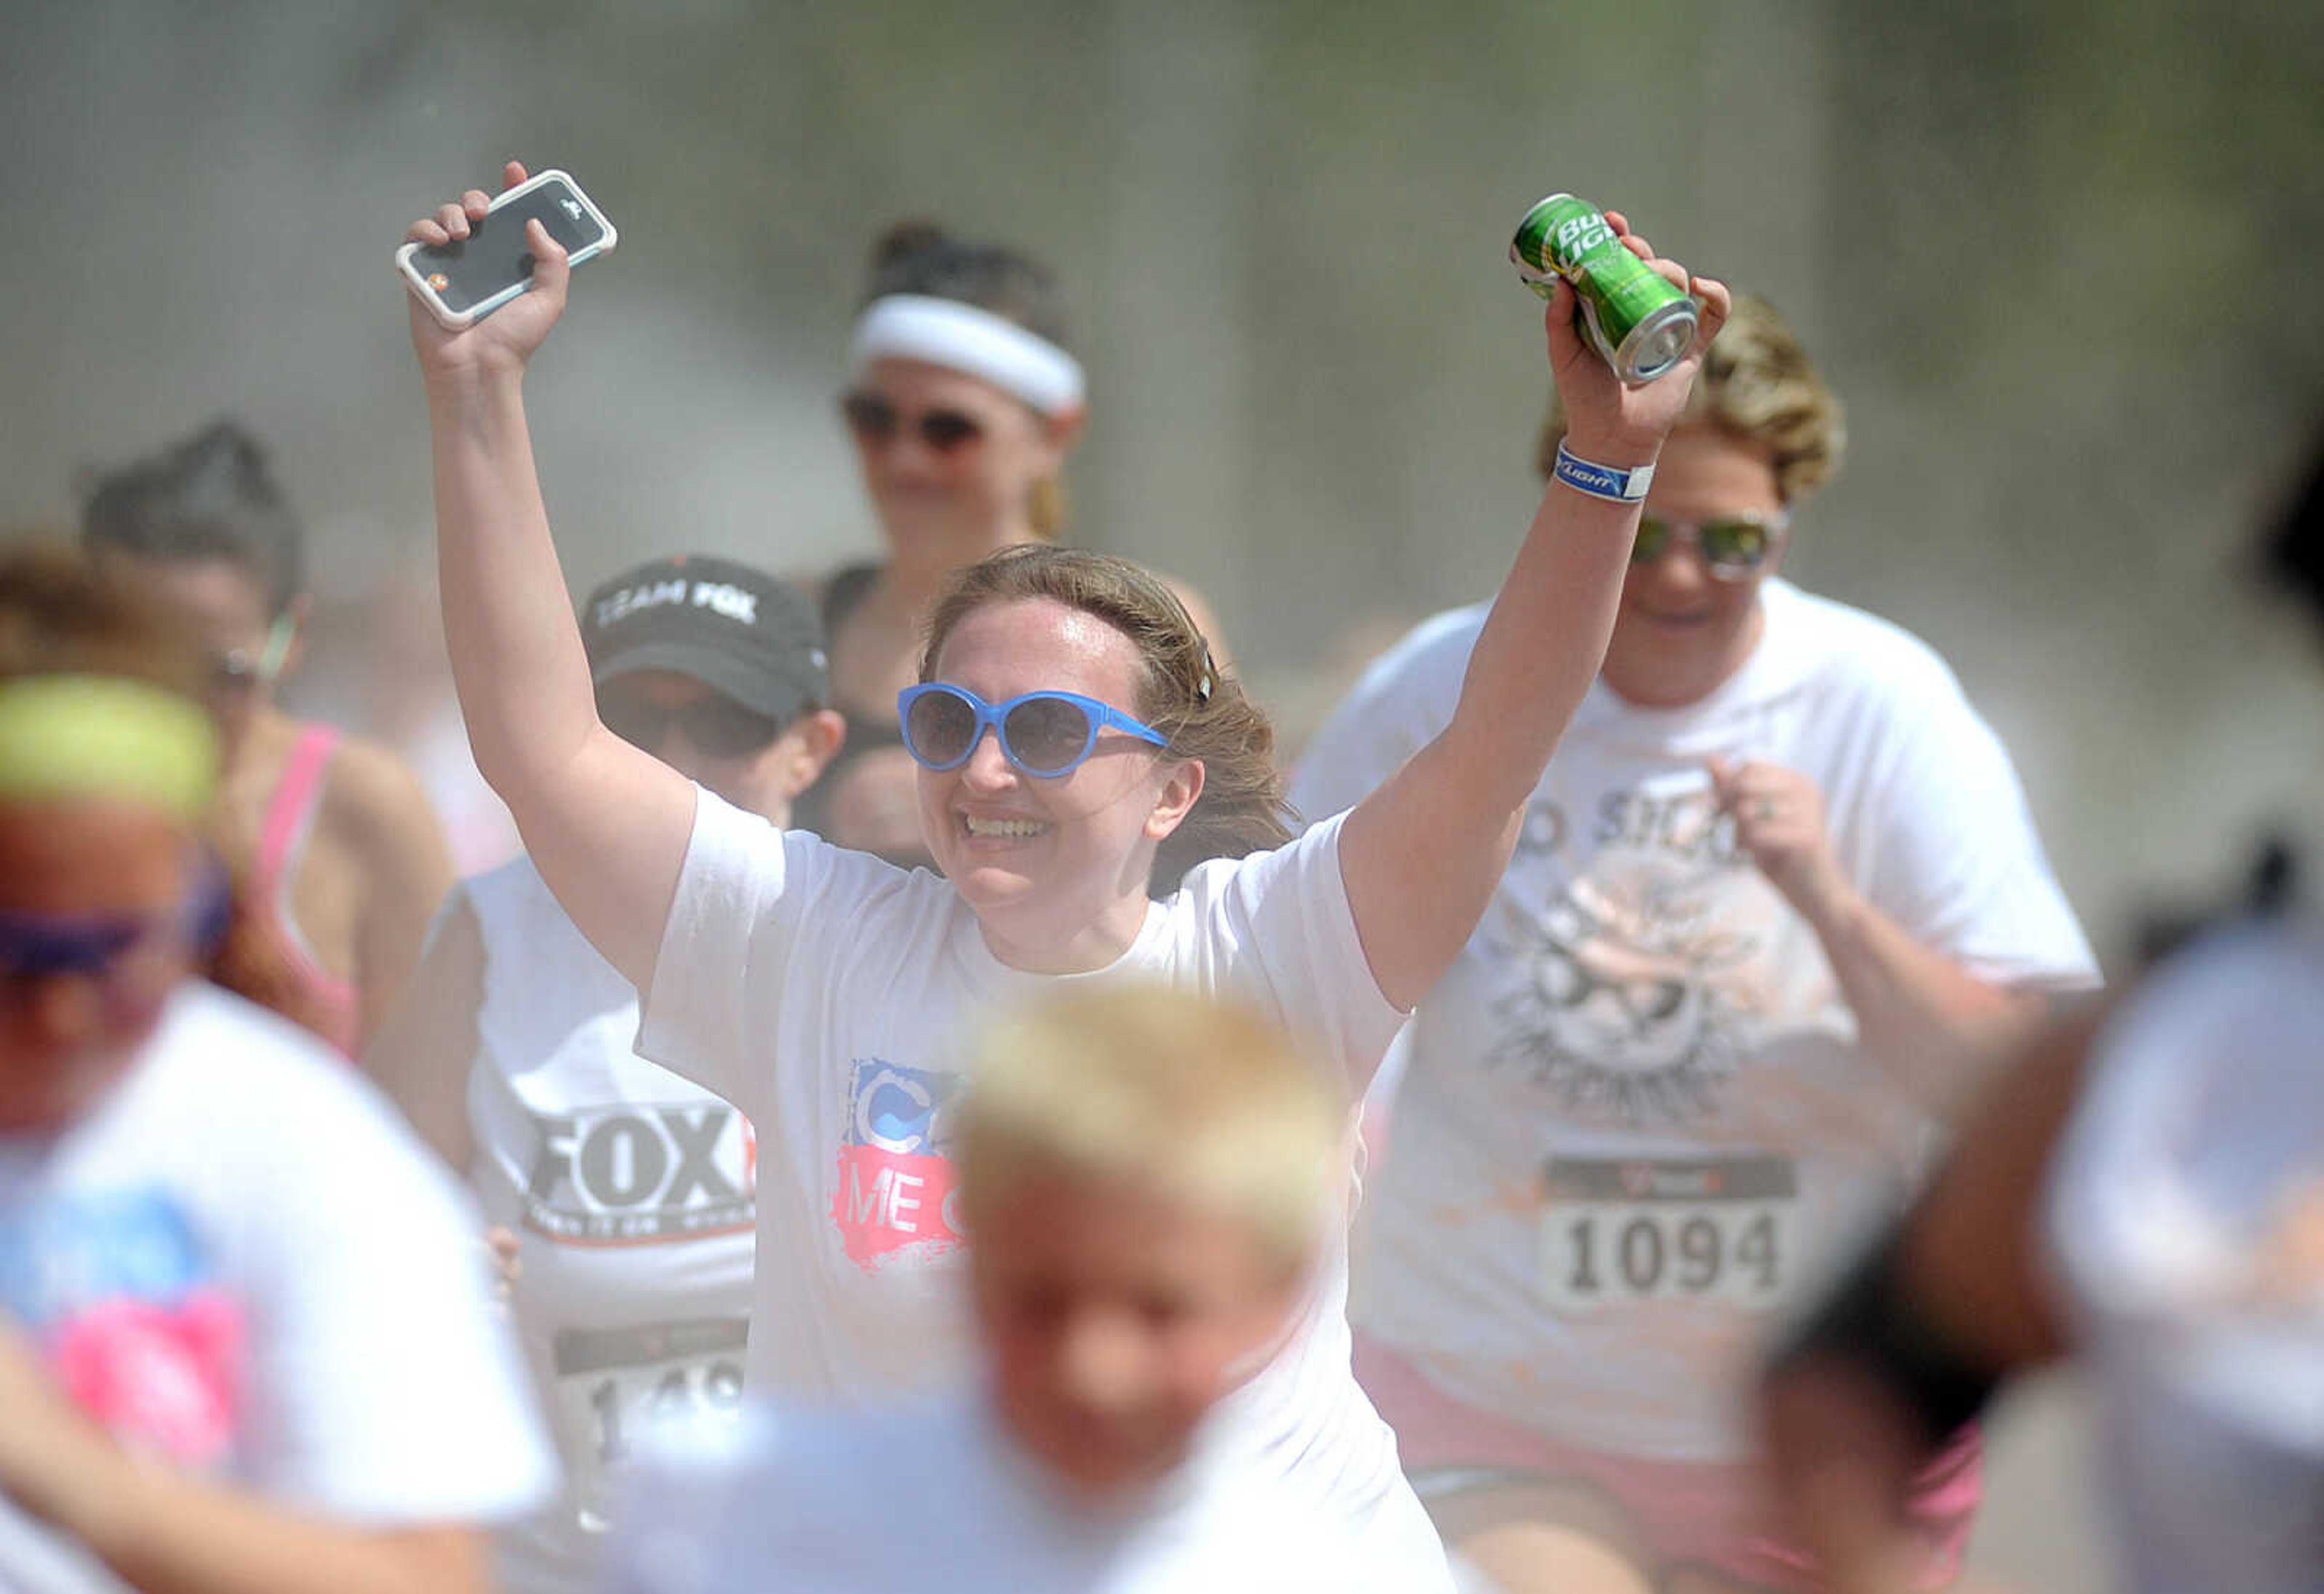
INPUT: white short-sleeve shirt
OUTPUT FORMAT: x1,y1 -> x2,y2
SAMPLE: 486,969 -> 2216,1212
635,802 -> 1446,1587
602,1391 -> 1416,1594
0,984 -> 556,1592
1292,579 -> 2098,1458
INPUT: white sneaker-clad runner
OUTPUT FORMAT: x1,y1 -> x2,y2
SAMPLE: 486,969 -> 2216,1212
1291,297 -> 2096,1590
367,554 -> 843,1594
402,162 -> 1732,1591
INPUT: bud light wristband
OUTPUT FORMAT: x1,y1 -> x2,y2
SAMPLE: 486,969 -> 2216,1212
1553,440 -> 1655,504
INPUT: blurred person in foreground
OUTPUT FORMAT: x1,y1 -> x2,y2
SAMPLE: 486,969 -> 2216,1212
0,541 -> 554,1594
1291,295 -> 2097,1592
1762,422 -> 2324,1594
405,162 -> 1732,1594
603,985 -> 1404,1594
366,553 -> 842,1594
81,420 -> 455,1053
801,222 -> 1222,876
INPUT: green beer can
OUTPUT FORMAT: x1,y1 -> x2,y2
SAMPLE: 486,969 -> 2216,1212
1511,193 -> 1699,385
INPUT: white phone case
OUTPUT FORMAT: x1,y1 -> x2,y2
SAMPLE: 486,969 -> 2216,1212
395,168 -> 618,331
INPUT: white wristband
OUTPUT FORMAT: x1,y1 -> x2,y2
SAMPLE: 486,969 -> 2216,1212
1553,441 -> 1655,503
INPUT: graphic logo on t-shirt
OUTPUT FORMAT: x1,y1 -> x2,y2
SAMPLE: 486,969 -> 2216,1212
833,1058 -> 967,1268
522,1102 -> 757,1243
0,1188 -> 244,1465
1486,855 -> 1765,1125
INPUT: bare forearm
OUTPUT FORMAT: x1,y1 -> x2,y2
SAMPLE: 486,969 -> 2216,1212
1440,478 -> 1640,820
30,1446 -> 486,1594
1902,1003 -> 2104,1367
425,368 -> 599,802
1806,886 -> 2053,1117
1341,481 -> 1636,1011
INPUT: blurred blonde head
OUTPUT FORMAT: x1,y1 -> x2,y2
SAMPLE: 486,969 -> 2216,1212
958,984 -> 1345,1274
1539,292 -> 1845,506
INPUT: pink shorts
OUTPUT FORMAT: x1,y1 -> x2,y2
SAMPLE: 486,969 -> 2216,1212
1354,1332 -> 1981,1592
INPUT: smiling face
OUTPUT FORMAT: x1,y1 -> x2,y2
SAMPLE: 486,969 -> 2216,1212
849,358 -> 1078,558
917,597 -> 1201,972
1599,425 -> 1785,709
971,1162 -> 1303,1498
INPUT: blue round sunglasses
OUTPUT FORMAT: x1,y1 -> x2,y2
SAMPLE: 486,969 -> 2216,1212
897,683 -> 1168,777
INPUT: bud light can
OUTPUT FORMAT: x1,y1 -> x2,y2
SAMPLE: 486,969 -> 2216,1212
1511,193 -> 1699,385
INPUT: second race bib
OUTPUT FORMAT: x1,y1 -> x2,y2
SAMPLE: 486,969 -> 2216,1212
550,1317 -> 749,1526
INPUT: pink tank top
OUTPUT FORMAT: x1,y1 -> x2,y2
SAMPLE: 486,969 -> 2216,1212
255,724 -> 363,1056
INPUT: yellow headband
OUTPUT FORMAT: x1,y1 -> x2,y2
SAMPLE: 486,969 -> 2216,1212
0,674 -> 220,821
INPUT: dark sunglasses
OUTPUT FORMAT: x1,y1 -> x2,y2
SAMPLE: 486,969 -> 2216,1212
1631,512 -> 1789,581
840,391 -> 986,453
0,863 -> 230,986
599,691 -> 787,758
898,683 -> 1166,778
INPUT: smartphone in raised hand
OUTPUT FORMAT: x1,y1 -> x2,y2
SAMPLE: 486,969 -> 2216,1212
396,169 -> 617,331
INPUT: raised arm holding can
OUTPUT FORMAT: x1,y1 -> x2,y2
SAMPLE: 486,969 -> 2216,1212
1513,193 -> 1702,386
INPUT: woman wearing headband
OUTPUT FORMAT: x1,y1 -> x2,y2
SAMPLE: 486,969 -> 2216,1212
81,420 -> 455,1054
404,162 -> 1728,1590
0,541 -> 552,1594
804,223 -> 1219,872
1290,296 -> 2097,1592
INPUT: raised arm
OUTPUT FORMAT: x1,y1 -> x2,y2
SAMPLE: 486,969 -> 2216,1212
1339,221 -> 1729,1009
407,163 -> 694,990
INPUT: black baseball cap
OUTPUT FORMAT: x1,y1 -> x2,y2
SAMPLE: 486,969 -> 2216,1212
580,554 -> 829,724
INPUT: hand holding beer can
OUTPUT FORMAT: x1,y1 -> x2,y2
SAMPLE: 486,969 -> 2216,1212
1511,194 -> 1700,386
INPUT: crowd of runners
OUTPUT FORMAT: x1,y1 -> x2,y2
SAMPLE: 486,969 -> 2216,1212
0,160 -> 2316,1594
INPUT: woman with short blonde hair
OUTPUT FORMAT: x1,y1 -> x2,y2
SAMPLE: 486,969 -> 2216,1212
1298,290 -> 2095,1592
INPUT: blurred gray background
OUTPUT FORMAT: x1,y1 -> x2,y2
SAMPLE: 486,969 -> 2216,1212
4,5 -> 2320,1585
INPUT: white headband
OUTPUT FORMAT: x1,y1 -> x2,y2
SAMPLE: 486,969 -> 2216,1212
849,294 -> 1086,416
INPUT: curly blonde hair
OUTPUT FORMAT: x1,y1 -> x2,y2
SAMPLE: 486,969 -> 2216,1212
1537,293 -> 1845,506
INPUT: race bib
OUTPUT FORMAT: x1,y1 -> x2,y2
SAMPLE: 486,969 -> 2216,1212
550,1317 -> 747,1525
1540,1155 -> 1800,1314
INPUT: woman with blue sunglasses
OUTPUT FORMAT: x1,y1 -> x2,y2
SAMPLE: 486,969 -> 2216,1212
405,164 -> 1727,1590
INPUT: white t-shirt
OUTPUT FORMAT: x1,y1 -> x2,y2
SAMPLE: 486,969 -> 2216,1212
461,857 -> 757,1594
2046,923 -> 2324,1594
0,984 -> 556,1592
637,799 -> 1449,1590
603,1389 -> 1410,1594
1291,579 -> 2098,1458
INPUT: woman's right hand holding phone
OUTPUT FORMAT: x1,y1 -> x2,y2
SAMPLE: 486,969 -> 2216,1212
405,160 -> 570,389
